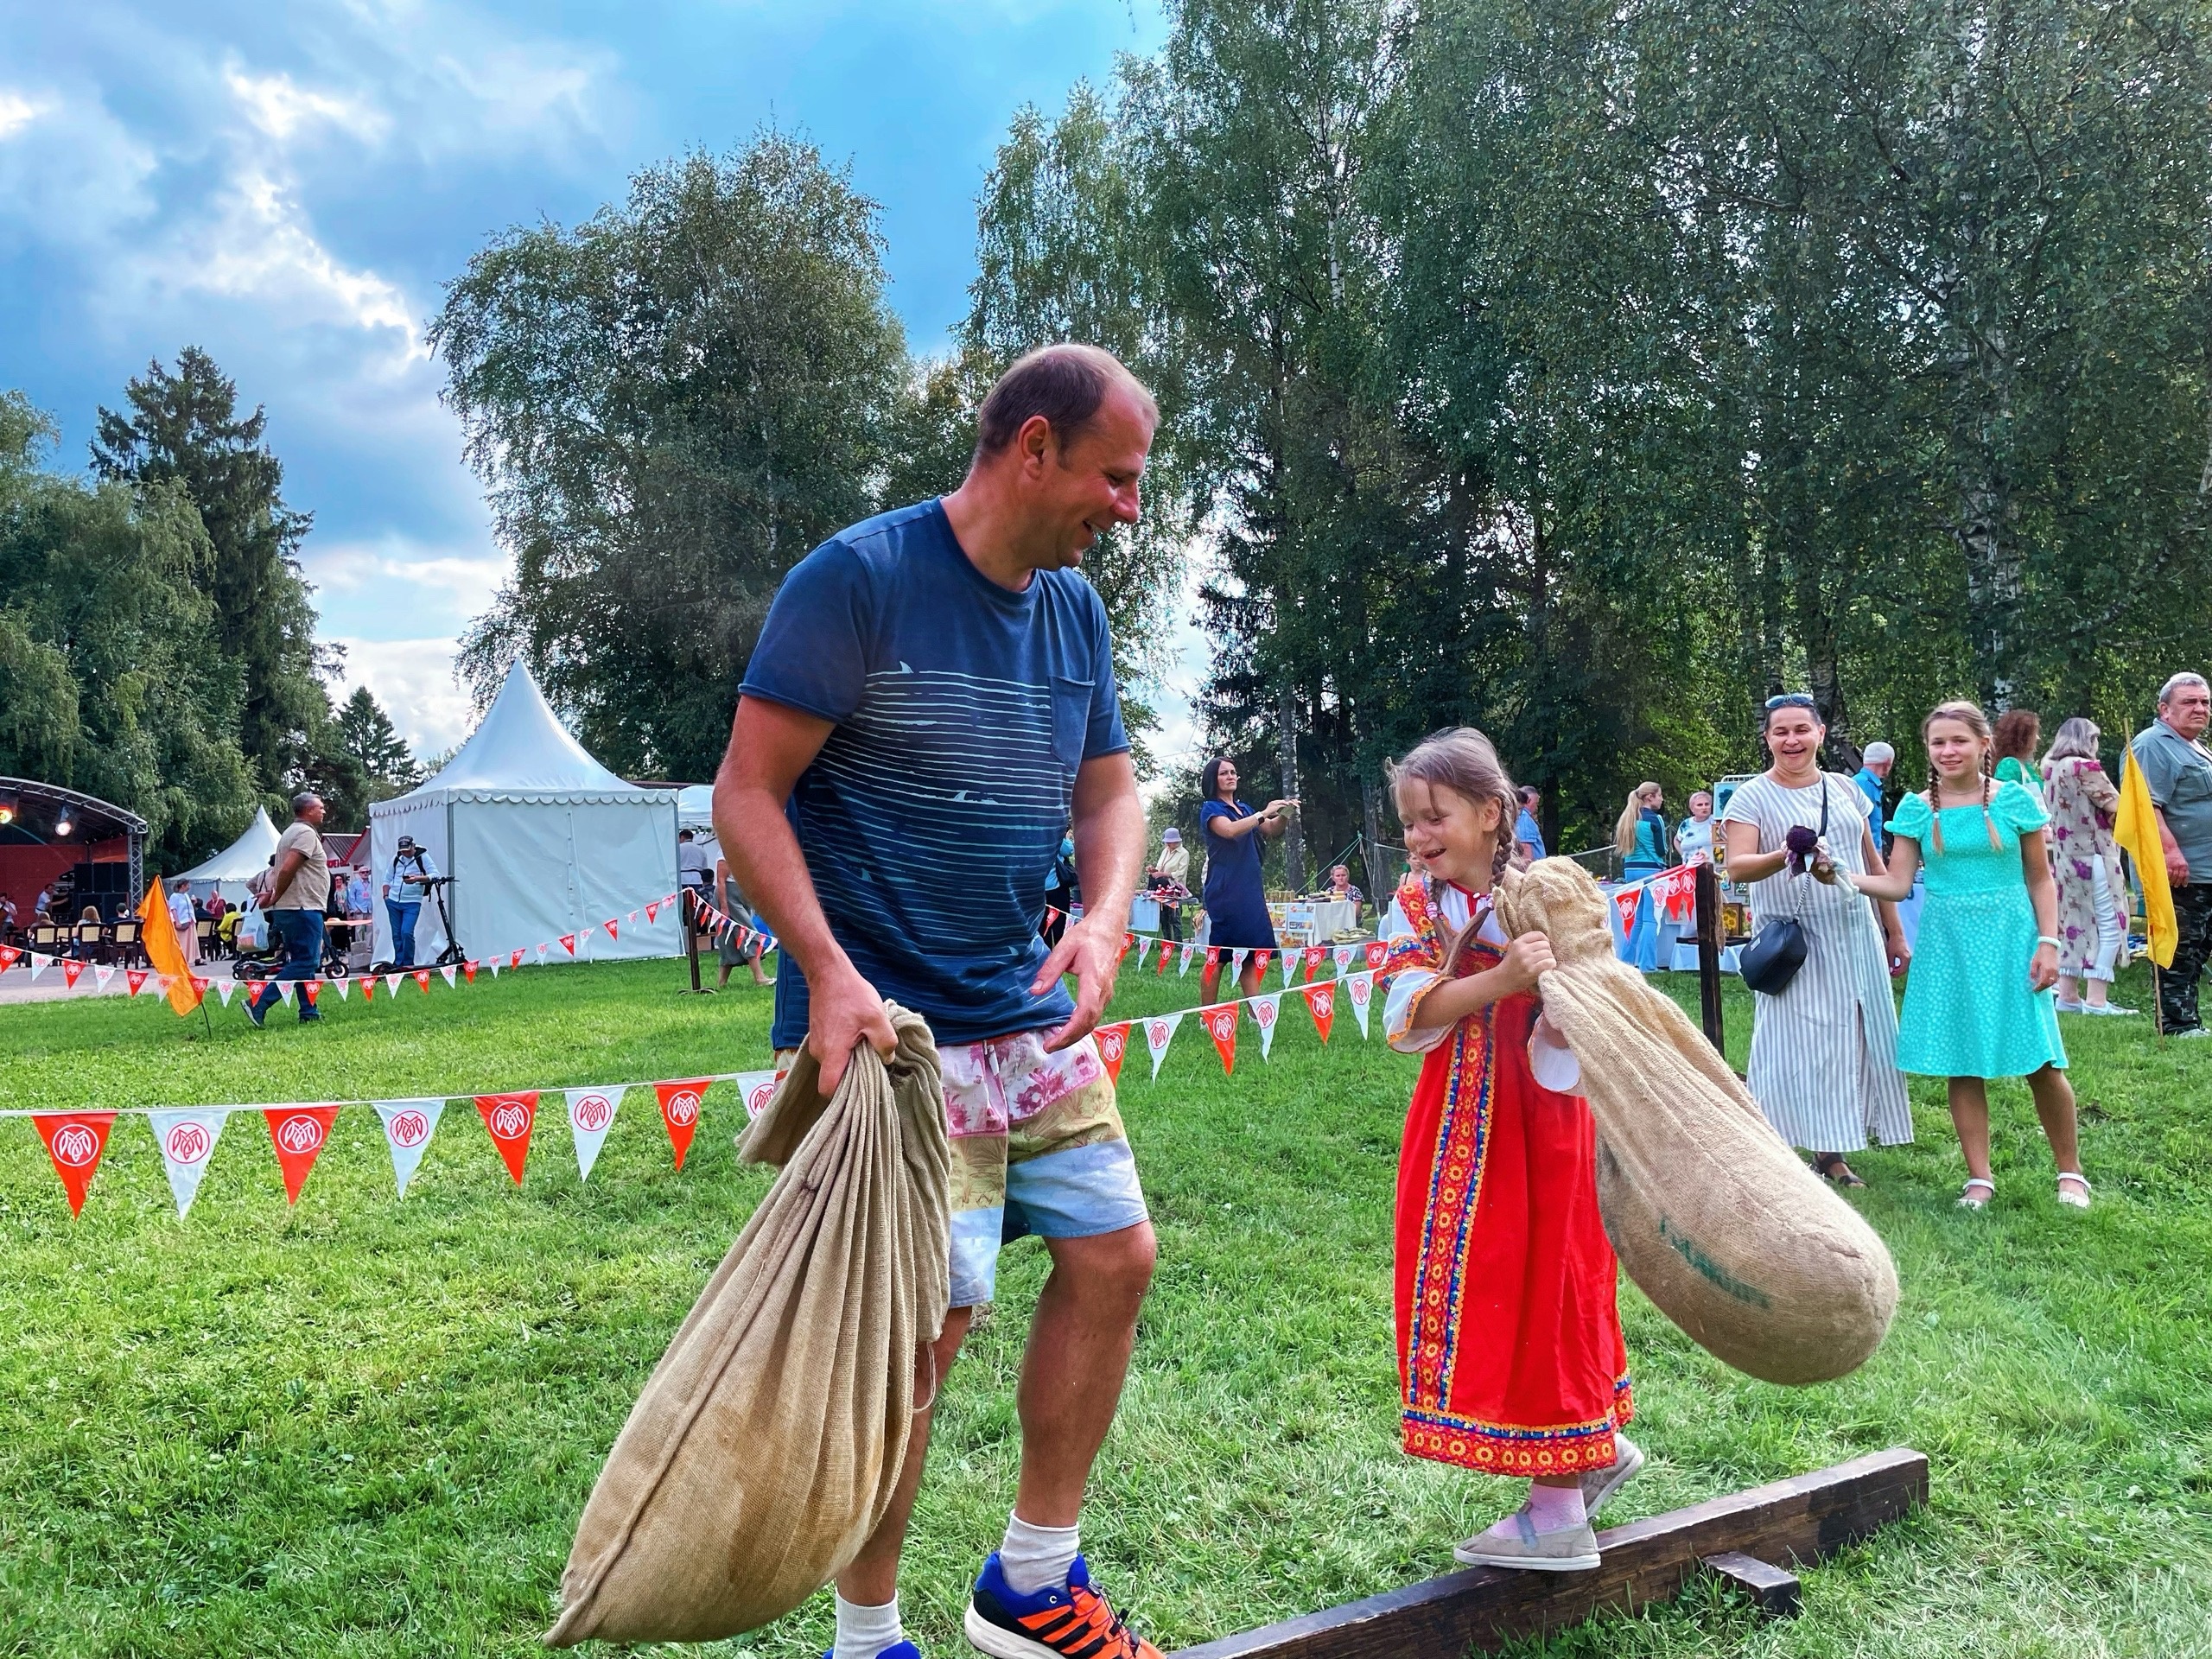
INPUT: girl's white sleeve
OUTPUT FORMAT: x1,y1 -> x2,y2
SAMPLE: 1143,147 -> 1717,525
1381,898 -> 1453,1054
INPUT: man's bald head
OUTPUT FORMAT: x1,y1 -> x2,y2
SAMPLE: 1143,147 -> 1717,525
973,344 -> 1157,468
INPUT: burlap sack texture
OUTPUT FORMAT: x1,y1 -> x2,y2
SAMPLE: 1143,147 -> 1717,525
1495,859 -> 1899,1386
544,1006 -> 951,1645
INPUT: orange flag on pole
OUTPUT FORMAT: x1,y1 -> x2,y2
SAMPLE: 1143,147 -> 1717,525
138,878 -> 205,1016
2114,748 -> 2176,968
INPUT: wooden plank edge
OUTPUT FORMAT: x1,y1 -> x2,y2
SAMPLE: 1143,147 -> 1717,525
1169,1446 -> 1927,1658
1699,1550 -> 1802,1618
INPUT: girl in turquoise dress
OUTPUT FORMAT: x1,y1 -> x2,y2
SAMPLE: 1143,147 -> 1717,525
1851,701 -> 2090,1212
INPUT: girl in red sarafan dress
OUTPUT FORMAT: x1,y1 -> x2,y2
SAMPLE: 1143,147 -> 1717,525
1381,728 -> 1641,1572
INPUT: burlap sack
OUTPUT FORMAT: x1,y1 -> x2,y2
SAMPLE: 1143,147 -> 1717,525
1495,860 -> 1898,1386
544,1007 -> 951,1645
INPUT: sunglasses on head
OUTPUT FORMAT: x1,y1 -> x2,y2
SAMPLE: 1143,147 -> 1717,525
1764,693 -> 1817,712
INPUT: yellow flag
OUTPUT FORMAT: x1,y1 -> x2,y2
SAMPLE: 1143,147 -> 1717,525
2113,748 -> 2176,969
138,878 -> 206,1016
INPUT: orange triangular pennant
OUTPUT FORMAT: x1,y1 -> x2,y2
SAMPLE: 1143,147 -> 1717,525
32,1112 -> 116,1217
263,1105 -> 340,1205
1094,1022 -> 1130,1084
474,1092 -> 538,1184
652,1078 -> 709,1171
1301,981 -> 1337,1044
1200,1002 -> 1240,1075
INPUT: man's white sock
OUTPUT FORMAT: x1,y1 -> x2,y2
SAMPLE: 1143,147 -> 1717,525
999,1511 -> 1081,1596
832,1591 -> 902,1659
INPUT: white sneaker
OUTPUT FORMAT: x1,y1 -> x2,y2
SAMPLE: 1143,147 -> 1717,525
2084,1002 -> 2136,1016
1454,1509 -> 1601,1572
1580,1433 -> 1644,1517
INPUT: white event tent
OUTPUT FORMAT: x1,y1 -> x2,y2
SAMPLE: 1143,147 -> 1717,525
173,806 -> 281,906
367,660 -> 681,965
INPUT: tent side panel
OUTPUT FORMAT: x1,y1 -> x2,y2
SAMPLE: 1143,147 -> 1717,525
368,792 -> 453,964
448,797 -> 680,963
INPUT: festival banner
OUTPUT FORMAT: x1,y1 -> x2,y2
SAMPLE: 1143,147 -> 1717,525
61,959 -> 86,988
1332,944 -> 1357,977
263,1105 -> 340,1205
412,970 -> 432,995
328,976 -> 350,1001
475,1092 -> 538,1184
1142,1012 -> 1184,1081
1305,945 -> 1327,983
375,1099 -> 444,1198
1094,1022 -> 1130,1084
1363,940 -> 1388,971
736,1070 -> 780,1121
1301,980 -> 1336,1044
1179,944 -> 1197,976
1611,887 -> 1641,935
300,980 -> 320,1008
1250,991 -> 1282,1060
559,933 -> 577,957
34,1111 -> 116,1217
652,1078 -> 708,1172
1278,949 -> 1298,989
384,971 -> 404,997
1200,1002 -> 1240,1075
439,965 -> 458,989
125,968 -> 149,998
148,1108 -> 228,1218
563,1086 -> 620,1182
1345,970 -> 1375,1039
93,964 -> 116,992
214,978 -> 238,1007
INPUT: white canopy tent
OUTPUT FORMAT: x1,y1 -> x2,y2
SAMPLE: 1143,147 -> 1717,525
173,806 -> 282,906
676,784 -> 721,869
367,660 -> 681,965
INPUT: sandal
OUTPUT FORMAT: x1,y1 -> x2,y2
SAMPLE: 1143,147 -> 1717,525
2056,1172 -> 2092,1211
1957,1177 -> 1995,1210
1813,1153 -> 1866,1188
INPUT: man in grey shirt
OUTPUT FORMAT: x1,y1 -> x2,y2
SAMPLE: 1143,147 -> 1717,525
2131,672 -> 2212,1035
246,792 -> 330,1027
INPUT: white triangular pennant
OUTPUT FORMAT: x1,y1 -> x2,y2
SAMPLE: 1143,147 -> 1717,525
374,1099 -> 445,1198
274,980 -> 294,1005
535,942 -> 550,963
1230,949 -> 1249,980
93,964 -> 116,991
28,952 -> 49,982
1132,938 -> 1152,969
1143,1011 -> 1184,1081
214,978 -> 238,1007
147,1109 -> 229,1219
1250,991 -> 1283,1059
330,976 -> 351,1001
1333,944 -> 1357,977
564,1085 -> 622,1181
488,957 -> 501,976
1346,970 -> 1375,1039
384,971 -> 404,996
440,964 -> 458,988
1281,948 -> 1300,988
734,1070 -> 780,1121
1179,944 -> 1196,976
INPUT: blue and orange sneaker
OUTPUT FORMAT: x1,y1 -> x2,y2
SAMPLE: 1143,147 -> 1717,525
820,1643 -> 922,1659
963,1554 -> 1160,1659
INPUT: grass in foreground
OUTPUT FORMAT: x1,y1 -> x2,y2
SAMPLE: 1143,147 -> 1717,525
1,956 -> 2209,1656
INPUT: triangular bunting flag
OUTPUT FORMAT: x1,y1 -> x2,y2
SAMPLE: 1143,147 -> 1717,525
330,976 -> 351,1001
652,1079 -> 709,1171
1179,944 -> 1196,976
92,964 -> 116,991
384,971 -> 404,996
1231,949 -> 1249,980
262,1105 -> 340,1205
474,1092 -> 538,1184
627,909 -> 639,923
605,919 -> 620,942
463,960 -> 478,982
125,968 -> 149,997
359,976 -> 375,1003
1205,947 -> 1220,976
511,948 -> 526,969
1199,1003 -> 1240,1075
28,951 -> 50,982
215,978 -> 238,1007
558,933 -> 576,957
0,944 -> 17,973
1612,885 -> 1641,935
736,1070 -> 780,1120
1332,944 -> 1357,977
33,1112 -> 117,1217
1305,945 -> 1326,982
1363,940 -> 1387,971
439,964 -> 457,989
413,969 -> 432,995
300,979 -> 320,1007
274,980 -> 294,1006
148,1109 -> 229,1219
534,943 -> 550,964
1280,948 -> 1300,988
1301,980 -> 1337,1043
1155,940 -> 1170,976
564,1086 -> 621,1181
1346,970 -> 1375,1039
375,1099 -> 445,1198
645,901 -> 660,925
1250,991 -> 1283,1060
1143,1012 -> 1184,1081
487,958 -> 501,977
1094,1022 -> 1130,1084
244,977 -> 267,1002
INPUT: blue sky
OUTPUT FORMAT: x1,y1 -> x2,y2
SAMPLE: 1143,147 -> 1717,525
0,0 -> 1178,758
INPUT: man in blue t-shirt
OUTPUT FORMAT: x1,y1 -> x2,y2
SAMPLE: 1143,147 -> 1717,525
715,345 -> 1162,1659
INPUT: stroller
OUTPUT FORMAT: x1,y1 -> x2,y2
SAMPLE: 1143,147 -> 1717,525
228,893 -> 353,982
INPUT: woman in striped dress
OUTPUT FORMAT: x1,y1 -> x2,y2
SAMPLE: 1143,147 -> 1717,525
1719,695 -> 1915,1185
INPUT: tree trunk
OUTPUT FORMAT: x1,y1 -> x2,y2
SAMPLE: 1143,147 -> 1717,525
1361,772 -> 1389,906
1277,686 -> 1306,892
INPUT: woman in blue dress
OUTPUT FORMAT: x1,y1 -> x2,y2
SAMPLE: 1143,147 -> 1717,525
1850,701 -> 2089,1212
1613,781 -> 1670,969
1198,755 -> 1294,1001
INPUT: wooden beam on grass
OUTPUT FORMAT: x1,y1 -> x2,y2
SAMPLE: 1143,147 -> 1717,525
1169,1446 -> 1926,1659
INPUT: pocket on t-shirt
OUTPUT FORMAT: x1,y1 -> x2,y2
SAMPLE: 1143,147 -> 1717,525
1052,677 -> 1091,777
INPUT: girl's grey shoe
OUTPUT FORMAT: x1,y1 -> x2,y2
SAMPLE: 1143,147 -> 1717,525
1581,1433 -> 1643,1517
1454,1509 -> 1601,1573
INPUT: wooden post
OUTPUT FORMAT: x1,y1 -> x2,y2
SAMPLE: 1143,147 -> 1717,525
1694,861 -> 1725,1055
1168,1447 -> 1928,1659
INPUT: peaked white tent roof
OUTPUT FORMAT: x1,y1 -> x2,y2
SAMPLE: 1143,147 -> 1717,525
411,658 -> 655,804
174,806 -> 281,884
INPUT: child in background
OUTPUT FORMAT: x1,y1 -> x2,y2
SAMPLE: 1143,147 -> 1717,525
1850,702 -> 2089,1211
1381,728 -> 1639,1573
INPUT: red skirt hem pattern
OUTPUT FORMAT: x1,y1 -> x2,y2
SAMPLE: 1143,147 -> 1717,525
1394,961 -> 1630,1483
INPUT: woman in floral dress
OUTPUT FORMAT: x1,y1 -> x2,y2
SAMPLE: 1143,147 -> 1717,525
2041,717 -> 2133,1015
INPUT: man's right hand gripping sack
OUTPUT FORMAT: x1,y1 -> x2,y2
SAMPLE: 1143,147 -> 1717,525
544,1007 -> 951,1645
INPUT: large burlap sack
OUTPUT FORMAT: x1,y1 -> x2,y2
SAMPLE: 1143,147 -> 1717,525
1495,860 -> 1898,1386
544,1007 -> 951,1645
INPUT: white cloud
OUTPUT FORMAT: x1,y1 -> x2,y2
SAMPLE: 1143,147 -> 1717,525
334,637 -> 479,756
0,91 -> 54,140
303,533 -> 507,628
224,68 -> 387,143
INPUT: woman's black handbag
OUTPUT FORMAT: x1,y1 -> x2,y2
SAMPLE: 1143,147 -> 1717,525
1738,779 -> 1827,996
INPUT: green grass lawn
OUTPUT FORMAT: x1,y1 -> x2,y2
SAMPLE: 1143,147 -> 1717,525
3,955 -> 2209,1657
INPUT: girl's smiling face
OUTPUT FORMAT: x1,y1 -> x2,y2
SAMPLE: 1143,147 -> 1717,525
1926,716 -> 1987,785
1396,778 -> 1503,888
